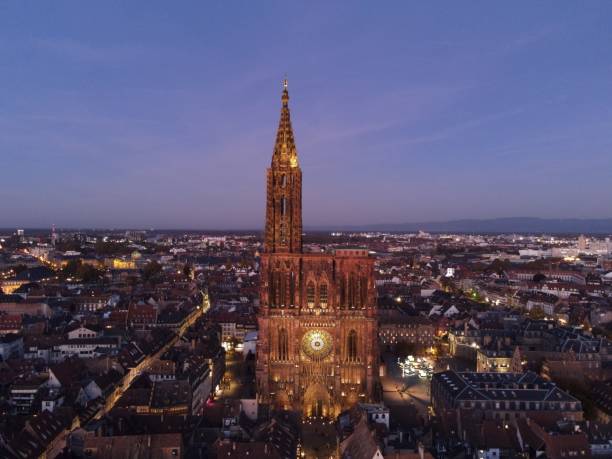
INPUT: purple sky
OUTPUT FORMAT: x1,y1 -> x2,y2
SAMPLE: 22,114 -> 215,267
1,2 -> 612,229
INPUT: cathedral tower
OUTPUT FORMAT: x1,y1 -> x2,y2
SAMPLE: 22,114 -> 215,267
264,79 -> 302,253
257,81 -> 379,419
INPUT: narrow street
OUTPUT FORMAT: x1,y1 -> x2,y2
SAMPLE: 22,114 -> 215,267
218,349 -> 256,401
92,306 -> 204,421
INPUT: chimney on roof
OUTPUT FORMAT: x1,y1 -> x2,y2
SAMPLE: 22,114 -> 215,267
264,443 -> 269,455
418,442 -> 425,459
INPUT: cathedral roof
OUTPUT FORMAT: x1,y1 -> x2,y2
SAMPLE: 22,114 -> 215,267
272,79 -> 299,169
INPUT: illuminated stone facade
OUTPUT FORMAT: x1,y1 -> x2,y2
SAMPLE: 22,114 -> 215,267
256,82 -> 379,418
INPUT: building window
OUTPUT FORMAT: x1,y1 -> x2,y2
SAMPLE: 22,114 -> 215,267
307,282 -> 315,308
339,277 -> 346,308
319,283 -> 328,308
347,330 -> 358,362
278,328 -> 288,361
353,274 -> 360,308
269,270 -> 276,307
280,197 -> 287,216
289,271 -> 296,306
360,276 -> 368,308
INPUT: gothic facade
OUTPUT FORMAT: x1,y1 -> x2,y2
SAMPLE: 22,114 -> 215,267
256,81 -> 379,418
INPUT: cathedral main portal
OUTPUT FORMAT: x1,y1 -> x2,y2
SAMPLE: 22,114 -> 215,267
303,383 -> 332,419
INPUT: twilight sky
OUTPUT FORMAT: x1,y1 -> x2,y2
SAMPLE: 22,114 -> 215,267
1,2 -> 612,229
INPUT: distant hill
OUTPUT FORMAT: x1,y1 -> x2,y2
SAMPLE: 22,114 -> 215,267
322,217 -> 612,235
4,217 -> 612,235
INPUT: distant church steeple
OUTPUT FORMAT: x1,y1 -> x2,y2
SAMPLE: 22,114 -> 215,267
264,80 -> 302,253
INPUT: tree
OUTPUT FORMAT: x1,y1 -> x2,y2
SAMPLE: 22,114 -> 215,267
11,264 -> 28,275
557,380 -> 597,421
95,240 -> 129,256
533,273 -> 547,283
142,261 -> 163,282
60,259 -> 103,282
592,326 -> 612,340
489,258 -> 511,276
225,257 -> 233,270
468,289 -> 483,303
440,277 -> 457,293
77,264 -> 103,283
529,305 -> 546,320
61,259 -> 81,279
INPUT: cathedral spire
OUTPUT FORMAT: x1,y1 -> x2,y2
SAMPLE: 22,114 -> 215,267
265,79 -> 302,253
273,78 -> 299,169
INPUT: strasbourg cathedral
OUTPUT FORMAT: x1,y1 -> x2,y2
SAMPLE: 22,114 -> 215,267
256,81 -> 380,419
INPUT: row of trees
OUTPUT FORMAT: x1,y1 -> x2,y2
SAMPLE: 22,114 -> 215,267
60,260 -> 104,283
56,259 -> 196,285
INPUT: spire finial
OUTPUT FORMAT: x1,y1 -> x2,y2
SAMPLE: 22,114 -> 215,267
281,75 -> 289,106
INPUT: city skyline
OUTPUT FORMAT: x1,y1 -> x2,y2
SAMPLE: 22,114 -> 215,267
3,4 -> 612,458
2,2 -> 612,229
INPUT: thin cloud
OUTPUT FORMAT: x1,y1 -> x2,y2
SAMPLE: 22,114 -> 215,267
384,106 -> 528,149
504,25 -> 561,53
301,82 -> 476,148
29,37 -> 170,63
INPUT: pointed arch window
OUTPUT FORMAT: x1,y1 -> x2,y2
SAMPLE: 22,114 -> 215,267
347,330 -> 358,362
274,272 -> 282,307
279,272 -> 286,307
348,273 -> 358,309
278,328 -> 289,361
307,282 -> 315,308
280,174 -> 287,188
339,276 -> 346,308
268,270 -> 276,307
360,276 -> 368,308
319,283 -> 328,308
289,271 -> 296,307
